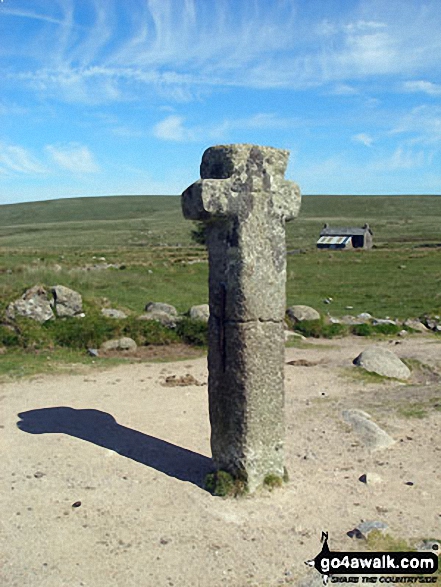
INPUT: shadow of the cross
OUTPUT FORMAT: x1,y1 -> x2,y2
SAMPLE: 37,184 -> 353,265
17,407 -> 213,489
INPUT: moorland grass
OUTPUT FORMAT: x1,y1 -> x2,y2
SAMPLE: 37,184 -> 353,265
1,195 -> 441,343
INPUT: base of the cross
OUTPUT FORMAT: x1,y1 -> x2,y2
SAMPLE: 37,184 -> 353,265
208,318 -> 286,493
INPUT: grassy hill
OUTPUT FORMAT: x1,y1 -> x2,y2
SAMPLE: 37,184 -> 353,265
1,194 -> 441,250
0,194 -> 440,320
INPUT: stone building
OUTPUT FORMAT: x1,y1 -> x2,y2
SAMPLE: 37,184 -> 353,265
317,223 -> 373,250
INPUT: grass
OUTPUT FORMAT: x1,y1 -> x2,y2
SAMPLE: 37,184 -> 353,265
2,196 -> 441,321
1,194 -> 441,371
0,348 -> 124,381
365,531 -> 441,578
343,367 -> 400,384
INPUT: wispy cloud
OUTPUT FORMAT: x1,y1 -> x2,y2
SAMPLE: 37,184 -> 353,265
373,147 -> 427,170
153,112 -> 306,143
352,133 -> 374,146
391,105 -> 441,145
153,115 -> 194,142
0,143 -> 46,175
403,80 -> 441,96
3,0 -> 441,103
45,143 -> 100,173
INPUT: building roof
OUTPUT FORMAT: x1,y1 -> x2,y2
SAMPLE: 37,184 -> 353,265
319,223 -> 373,237
317,236 -> 351,245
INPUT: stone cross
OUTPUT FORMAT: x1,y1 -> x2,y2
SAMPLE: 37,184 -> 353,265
182,144 -> 301,492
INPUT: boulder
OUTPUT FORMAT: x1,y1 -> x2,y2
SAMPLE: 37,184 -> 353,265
372,318 -> 398,326
138,311 -> 178,328
403,319 -> 428,333
286,305 -> 320,322
101,308 -> 127,319
353,346 -> 411,380
339,315 -> 366,325
6,285 -> 54,323
101,337 -> 137,351
342,409 -> 396,451
144,302 -> 177,316
357,312 -> 373,321
189,304 -> 209,322
51,285 -> 83,317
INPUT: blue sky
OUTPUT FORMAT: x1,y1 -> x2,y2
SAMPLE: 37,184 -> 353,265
1,0 -> 441,204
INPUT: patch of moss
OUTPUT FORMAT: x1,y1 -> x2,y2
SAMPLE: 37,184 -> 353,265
204,470 -> 248,497
398,404 -> 428,419
366,530 -> 412,552
263,474 -> 283,490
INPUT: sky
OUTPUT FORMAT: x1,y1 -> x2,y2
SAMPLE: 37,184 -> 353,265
1,0 -> 441,205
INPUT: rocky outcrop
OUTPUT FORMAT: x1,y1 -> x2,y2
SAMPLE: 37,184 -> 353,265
6,286 -> 54,323
51,285 -> 83,318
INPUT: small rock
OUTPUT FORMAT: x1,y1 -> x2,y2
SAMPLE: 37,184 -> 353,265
328,315 -> 341,324
342,409 -> 396,451
286,305 -> 320,322
87,348 -> 99,357
34,471 -> 45,479
101,308 -> 127,319
416,540 -> 440,552
189,304 -> 209,322
357,312 -> 373,321
347,528 -> 365,539
137,310 -> 178,328
145,302 -> 177,316
372,318 -> 398,326
358,520 -> 388,536
284,331 -> 306,341
359,472 -> 383,485
340,315 -> 366,325
101,337 -> 137,351
348,520 -> 388,539
72,501 -> 82,508
161,374 -> 204,387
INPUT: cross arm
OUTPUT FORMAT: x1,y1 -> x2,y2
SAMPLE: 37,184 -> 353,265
181,178 -> 234,221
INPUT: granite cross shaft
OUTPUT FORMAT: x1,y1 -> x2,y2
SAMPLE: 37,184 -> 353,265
182,144 -> 301,492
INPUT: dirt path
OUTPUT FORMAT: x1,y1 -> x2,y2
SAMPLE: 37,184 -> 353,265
1,335 -> 440,587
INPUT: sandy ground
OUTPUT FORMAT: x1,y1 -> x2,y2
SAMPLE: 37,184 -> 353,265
1,335 -> 440,587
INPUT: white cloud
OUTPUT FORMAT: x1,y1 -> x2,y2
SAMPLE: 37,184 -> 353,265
153,115 -> 194,142
352,133 -> 374,147
4,0 -> 441,102
372,147 -> 427,170
403,80 -> 441,96
330,84 -> 359,95
46,143 -> 100,173
152,112 -> 306,143
391,105 -> 441,145
0,143 -> 46,175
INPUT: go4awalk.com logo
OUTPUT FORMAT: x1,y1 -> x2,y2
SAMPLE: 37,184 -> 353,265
306,533 -> 439,585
